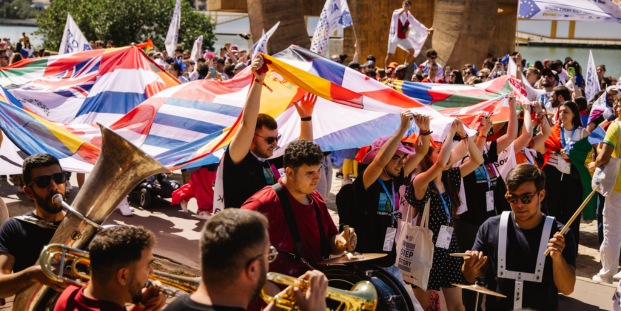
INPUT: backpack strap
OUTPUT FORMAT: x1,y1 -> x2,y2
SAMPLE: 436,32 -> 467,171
273,183 -> 304,258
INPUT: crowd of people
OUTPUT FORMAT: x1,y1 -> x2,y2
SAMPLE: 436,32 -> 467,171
3,4 -> 621,310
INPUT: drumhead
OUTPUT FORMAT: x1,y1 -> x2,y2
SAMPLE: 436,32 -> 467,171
322,264 -> 415,311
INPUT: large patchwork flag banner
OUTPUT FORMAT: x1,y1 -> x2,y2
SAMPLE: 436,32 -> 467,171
0,47 -> 180,125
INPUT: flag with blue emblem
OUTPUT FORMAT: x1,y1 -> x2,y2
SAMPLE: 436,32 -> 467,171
59,13 -> 92,55
251,21 -> 280,57
517,0 -> 621,22
164,0 -> 181,58
585,50 -> 601,103
310,0 -> 354,56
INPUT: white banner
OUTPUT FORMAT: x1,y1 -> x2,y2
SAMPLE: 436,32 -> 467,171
252,21 -> 280,57
310,0 -> 353,56
190,35 -> 203,63
518,0 -> 621,23
585,50 -> 601,103
58,13 -> 92,55
164,0 -> 181,58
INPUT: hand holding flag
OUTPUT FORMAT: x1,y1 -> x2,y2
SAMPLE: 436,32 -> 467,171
293,93 -> 318,119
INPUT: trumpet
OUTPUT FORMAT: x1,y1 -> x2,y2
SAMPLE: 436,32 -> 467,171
261,272 -> 377,311
40,244 -> 200,297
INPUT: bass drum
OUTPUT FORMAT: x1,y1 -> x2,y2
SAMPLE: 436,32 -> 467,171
323,264 -> 415,311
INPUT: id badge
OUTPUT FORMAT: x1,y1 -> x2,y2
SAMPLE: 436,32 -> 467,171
558,156 -> 570,170
486,191 -> 494,212
436,225 -> 453,250
383,227 -> 397,251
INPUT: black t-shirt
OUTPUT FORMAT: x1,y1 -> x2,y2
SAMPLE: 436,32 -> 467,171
472,212 -> 577,311
352,168 -> 404,267
163,295 -> 247,311
0,211 -> 60,273
223,149 -> 276,209
460,141 -> 511,226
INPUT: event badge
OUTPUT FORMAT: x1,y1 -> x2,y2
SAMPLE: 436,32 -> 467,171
558,155 -> 570,170
383,227 -> 397,251
436,225 -> 453,250
486,191 -> 494,212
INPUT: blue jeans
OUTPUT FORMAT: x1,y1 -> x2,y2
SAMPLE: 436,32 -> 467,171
598,193 -> 605,245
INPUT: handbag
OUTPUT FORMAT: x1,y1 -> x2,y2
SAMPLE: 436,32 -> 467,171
396,197 -> 434,291
593,122 -> 621,197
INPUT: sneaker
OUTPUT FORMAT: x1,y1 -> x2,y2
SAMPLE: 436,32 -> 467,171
193,211 -> 212,220
593,274 -> 613,284
180,200 -> 189,213
116,197 -> 133,216
613,271 -> 621,281
65,181 -> 73,194
336,172 -> 343,179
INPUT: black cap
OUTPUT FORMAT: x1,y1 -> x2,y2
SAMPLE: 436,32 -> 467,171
348,62 -> 361,70
541,68 -> 559,81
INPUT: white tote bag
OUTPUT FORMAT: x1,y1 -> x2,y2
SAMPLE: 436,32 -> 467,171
593,122 -> 621,197
396,198 -> 434,291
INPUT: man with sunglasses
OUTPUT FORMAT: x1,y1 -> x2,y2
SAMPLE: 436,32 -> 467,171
0,154 -> 70,299
421,49 -> 443,81
516,53 -> 562,108
219,55 -> 316,210
462,164 -> 576,311
164,209 -> 328,311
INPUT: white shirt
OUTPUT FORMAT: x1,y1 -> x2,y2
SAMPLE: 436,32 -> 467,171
421,60 -> 444,82
388,9 -> 427,44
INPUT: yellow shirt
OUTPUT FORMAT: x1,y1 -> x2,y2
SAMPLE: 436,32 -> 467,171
603,121 -> 621,193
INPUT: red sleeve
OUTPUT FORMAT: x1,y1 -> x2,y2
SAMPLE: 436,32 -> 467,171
53,285 -> 80,311
421,78 -> 431,83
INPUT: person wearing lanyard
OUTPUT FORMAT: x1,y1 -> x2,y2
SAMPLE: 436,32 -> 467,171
537,101 -> 588,253
513,102 -> 551,167
353,109 -> 430,284
405,119 -> 484,311
220,55 -> 318,209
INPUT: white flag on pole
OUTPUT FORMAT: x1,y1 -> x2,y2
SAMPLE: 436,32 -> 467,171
310,0 -> 353,56
190,35 -> 203,63
585,50 -> 601,103
252,21 -> 280,57
58,13 -> 92,55
164,0 -> 181,58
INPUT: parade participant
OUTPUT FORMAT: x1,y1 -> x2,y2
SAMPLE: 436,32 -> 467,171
395,65 -> 407,80
586,86 -> 620,133
0,49 -> 8,68
589,98 -> 621,284
0,154 -> 68,298
448,70 -> 463,84
517,53 -> 562,106
421,62 -> 443,83
405,118 -> 483,311
353,109 -> 429,279
463,164 -> 576,311
421,49 -> 443,82
385,1 -> 432,67
537,101 -> 587,251
54,226 -> 167,311
164,208 -> 328,311
220,55 -> 315,209
511,102 -> 551,167
242,139 -> 356,269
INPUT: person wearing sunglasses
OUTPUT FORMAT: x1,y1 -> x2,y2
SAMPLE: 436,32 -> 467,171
55,226 -> 167,311
218,55 -> 317,211
0,154 -> 71,300
164,209 -> 329,311
462,164 -> 576,311
421,49 -> 443,81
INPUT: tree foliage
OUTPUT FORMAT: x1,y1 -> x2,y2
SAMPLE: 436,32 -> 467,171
2,0 -> 36,19
34,0 -> 216,53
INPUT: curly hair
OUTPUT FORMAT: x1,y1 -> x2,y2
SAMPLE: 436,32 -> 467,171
89,226 -> 156,283
283,139 -> 324,171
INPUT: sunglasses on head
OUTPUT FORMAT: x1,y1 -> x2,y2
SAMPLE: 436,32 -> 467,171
254,133 -> 281,144
504,192 -> 538,204
27,172 -> 67,188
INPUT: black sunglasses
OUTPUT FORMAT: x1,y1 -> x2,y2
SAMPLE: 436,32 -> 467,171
505,192 -> 538,204
544,74 -> 555,78
27,172 -> 67,188
246,246 -> 278,268
254,133 -> 281,144
430,56 -> 437,60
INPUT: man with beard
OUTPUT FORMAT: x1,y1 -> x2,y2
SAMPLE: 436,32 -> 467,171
0,154 -> 70,299
163,209 -> 328,311
517,53 -> 561,107
54,226 -> 167,311
548,85 -> 571,120
219,55 -> 315,210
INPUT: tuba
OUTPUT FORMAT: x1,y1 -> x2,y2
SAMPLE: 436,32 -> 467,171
13,124 -> 170,311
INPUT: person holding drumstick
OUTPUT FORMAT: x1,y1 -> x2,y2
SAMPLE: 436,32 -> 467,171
462,164 -> 576,311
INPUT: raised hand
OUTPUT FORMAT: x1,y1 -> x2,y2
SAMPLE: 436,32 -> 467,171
251,55 -> 266,81
401,109 -> 414,129
293,93 -> 318,119
414,114 -> 430,132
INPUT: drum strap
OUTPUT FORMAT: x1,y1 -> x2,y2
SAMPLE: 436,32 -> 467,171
273,183 -> 330,261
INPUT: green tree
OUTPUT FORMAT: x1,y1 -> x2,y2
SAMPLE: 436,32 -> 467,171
34,0 -> 216,53
3,0 -> 33,19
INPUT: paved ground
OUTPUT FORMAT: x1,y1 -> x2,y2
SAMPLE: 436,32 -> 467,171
0,172 -> 618,310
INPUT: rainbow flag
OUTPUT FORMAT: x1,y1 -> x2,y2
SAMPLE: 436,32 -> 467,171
136,39 -> 154,54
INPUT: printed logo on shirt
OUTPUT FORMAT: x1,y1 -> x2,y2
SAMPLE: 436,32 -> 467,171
378,192 -> 393,212
475,165 -> 498,184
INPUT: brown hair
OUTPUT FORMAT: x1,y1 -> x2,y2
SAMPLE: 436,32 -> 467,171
419,147 -> 461,219
256,113 -> 277,130
506,164 -> 545,192
22,154 -> 61,186
200,209 -> 269,286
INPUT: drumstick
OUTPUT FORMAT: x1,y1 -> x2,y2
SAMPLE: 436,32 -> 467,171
450,253 -> 472,258
343,225 -> 354,252
544,185 -> 599,257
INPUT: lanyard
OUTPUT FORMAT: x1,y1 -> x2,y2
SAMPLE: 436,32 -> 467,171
541,94 -> 549,106
561,127 -> 576,149
433,181 -> 452,223
477,164 -> 491,188
378,178 -> 397,225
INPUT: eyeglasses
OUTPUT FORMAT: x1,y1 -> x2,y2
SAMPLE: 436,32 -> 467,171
189,63 -> 195,65
430,56 -> 437,60
27,172 -> 67,188
246,246 -> 278,268
254,133 -> 281,144
464,72 -> 472,75
504,192 -> 538,204
478,75 -> 488,79
391,155 -> 408,165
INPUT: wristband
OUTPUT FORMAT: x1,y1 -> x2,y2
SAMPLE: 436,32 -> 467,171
420,130 -> 432,136
460,135 -> 468,140
301,116 -> 312,121
479,133 -> 487,138
254,78 -> 273,92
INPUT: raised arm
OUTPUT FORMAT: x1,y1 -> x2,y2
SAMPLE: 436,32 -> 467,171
514,102 -> 534,152
447,120 -> 469,166
352,41 -> 359,63
403,114 -> 431,176
531,104 -> 552,151
228,56 -> 266,164
412,120 -> 458,200
475,114 -> 493,153
496,93 -> 518,154
459,130 -> 484,177
294,93 -> 317,142
363,109 -> 413,190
